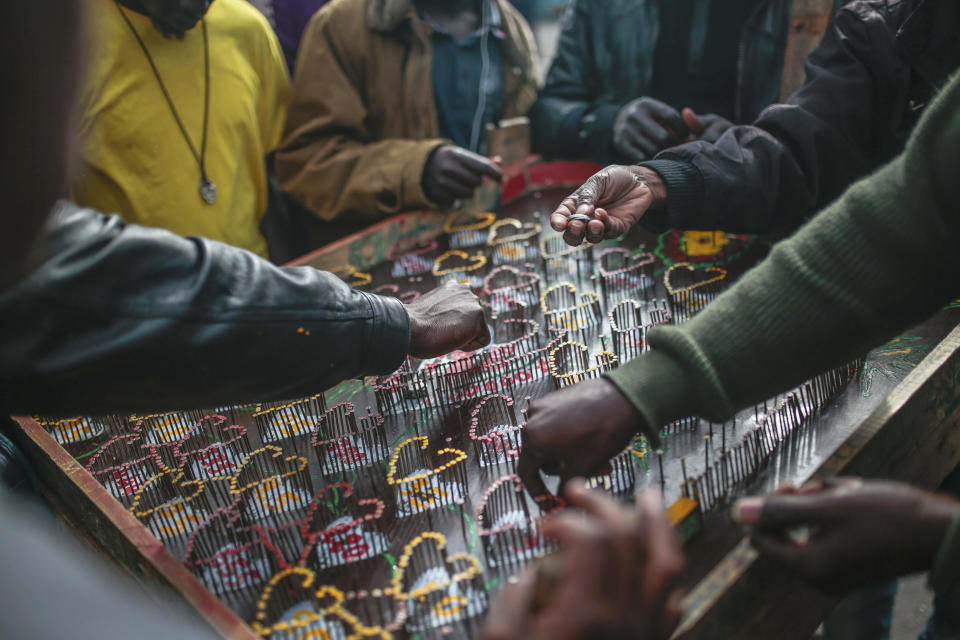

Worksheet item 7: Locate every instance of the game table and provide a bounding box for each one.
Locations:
[8,158,960,639]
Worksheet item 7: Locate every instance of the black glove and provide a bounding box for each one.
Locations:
[612,97,688,162]
[422,145,502,208]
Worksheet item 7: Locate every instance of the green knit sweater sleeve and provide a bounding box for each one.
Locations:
[606,71,960,439]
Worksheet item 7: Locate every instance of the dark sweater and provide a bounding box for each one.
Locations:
[608,67,960,593]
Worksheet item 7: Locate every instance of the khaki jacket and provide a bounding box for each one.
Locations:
[275,0,539,223]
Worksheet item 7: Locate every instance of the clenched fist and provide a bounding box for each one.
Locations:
[405,281,491,359]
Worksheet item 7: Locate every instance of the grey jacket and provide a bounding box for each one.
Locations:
[0,201,409,417]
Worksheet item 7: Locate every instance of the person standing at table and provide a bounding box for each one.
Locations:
[71,0,290,258]
[275,0,538,241]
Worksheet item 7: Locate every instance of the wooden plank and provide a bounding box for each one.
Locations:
[675,325,960,640]
[7,416,258,640]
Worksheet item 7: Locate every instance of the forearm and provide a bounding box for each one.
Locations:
[275,136,444,220]
[607,72,960,435]
[0,204,410,416]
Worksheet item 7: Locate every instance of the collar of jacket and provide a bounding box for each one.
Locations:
[366,0,535,81]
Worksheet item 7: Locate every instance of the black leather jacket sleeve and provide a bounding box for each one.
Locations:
[0,202,410,416]
[639,3,912,234]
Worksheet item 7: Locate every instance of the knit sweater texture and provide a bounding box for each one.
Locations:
[606,70,960,593]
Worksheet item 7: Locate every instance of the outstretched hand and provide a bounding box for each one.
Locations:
[483,483,684,640]
[405,281,491,359]
[549,165,666,247]
[734,479,960,593]
[517,378,645,497]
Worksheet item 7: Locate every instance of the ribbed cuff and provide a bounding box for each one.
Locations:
[638,158,704,232]
[359,292,411,375]
[931,512,960,595]
[604,349,692,449]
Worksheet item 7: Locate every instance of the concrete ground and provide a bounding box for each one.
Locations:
[893,574,934,639]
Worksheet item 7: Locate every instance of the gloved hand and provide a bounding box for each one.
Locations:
[612,97,688,161]
[682,108,734,143]
[422,145,502,208]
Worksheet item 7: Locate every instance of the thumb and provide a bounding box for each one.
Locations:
[682,108,703,134]
[733,494,836,530]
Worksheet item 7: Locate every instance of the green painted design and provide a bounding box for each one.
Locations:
[445,504,478,554]
[652,230,759,275]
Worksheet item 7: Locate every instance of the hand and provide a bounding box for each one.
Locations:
[405,281,491,359]
[549,165,666,247]
[518,378,645,497]
[483,483,684,640]
[682,108,733,144]
[612,97,688,161]
[733,479,960,593]
[422,145,502,208]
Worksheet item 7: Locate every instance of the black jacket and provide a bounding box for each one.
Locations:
[529,0,806,166]
[640,0,960,233]
[0,202,409,417]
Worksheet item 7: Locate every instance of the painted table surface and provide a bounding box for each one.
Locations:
[14,161,960,640]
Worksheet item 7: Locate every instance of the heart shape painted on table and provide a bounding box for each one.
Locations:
[85,432,150,475]
[386,436,467,486]
[331,265,372,288]
[486,218,542,246]
[596,247,656,277]
[228,445,309,496]
[386,237,439,261]
[607,299,644,332]
[298,483,385,541]
[444,210,496,233]
[663,262,727,295]
[173,414,246,466]
[540,282,599,315]
[540,237,592,259]
[483,265,539,295]
[391,531,483,600]
[130,468,206,518]
[251,568,320,636]
[431,250,487,277]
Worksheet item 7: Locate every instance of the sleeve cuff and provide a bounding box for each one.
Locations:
[931,511,960,595]
[637,158,705,232]
[604,349,693,449]
[359,292,410,375]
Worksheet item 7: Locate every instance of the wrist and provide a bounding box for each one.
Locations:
[630,166,667,209]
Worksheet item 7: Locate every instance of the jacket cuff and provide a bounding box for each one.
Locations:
[931,511,960,595]
[604,349,692,449]
[359,292,410,375]
[404,140,448,212]
[638,159,705,232]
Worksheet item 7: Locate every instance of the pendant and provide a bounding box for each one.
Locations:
[200,177,218,205]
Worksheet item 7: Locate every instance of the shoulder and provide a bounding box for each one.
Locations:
[208,0,286,65]
[300,0,370,53]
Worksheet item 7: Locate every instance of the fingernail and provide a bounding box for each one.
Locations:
[566,478,587,493]
[732,497,763,524]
